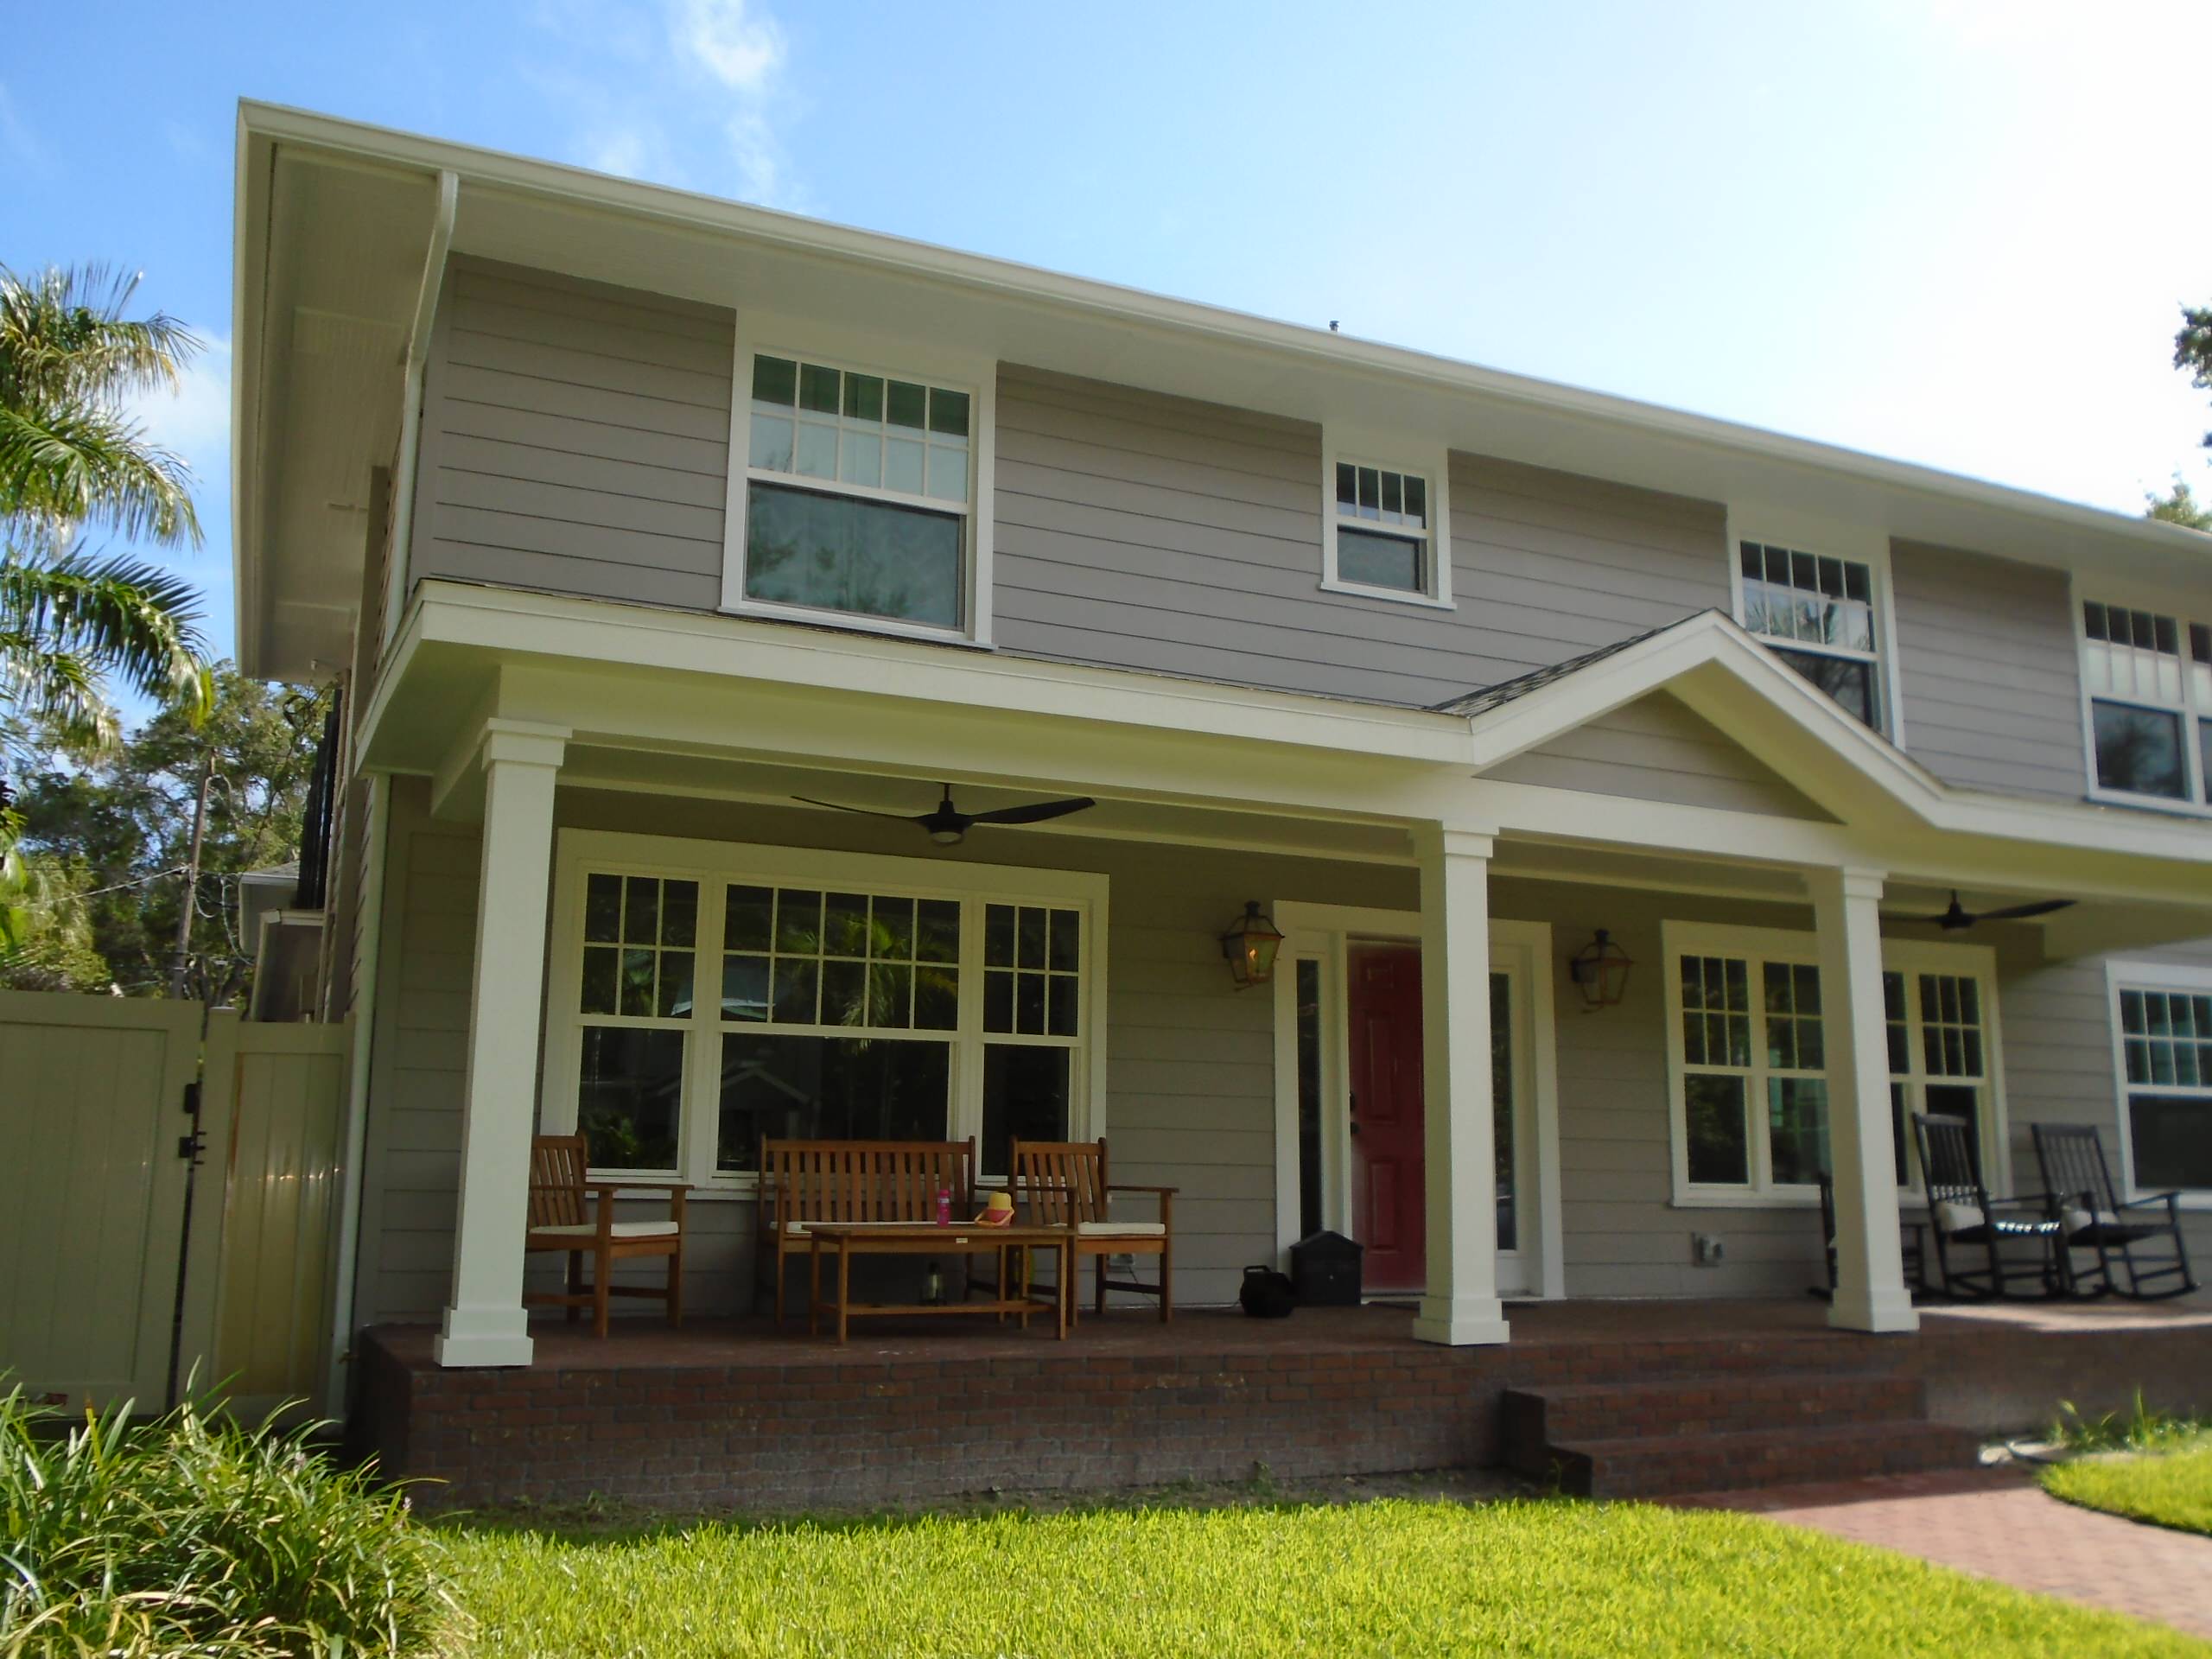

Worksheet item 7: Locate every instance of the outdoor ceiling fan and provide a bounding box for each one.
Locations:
[1902,890,2076,931]
[792,783,1096,845]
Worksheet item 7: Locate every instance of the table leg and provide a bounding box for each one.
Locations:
[808,1235,823,1338]
[836,1239,852,1345]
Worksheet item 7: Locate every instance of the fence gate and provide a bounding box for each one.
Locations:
[0,995,353,1417]
[0,991,210,1411]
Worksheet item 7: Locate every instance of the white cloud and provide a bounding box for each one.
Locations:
[675,0,784,92]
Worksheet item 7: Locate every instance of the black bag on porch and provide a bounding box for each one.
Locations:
[1239,1264,1296,1319]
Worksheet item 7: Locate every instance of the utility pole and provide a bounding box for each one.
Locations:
[168,755,213,1000]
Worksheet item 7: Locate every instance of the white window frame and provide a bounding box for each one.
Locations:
[2102,957,2212,1208]
[1662,920,2005,1208]
[543,829,1106,1196]
[1319,426,1453,609]
[721,311,998,647]
[1724,505,1904,743]
[2070,575,2212,817]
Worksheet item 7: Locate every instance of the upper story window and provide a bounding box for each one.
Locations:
[2079,598,2212,806]
[1319,430,1452,607]
[1737,539,1885,729]
[727,331,996,643]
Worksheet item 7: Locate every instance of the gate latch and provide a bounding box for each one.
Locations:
[176,1128,207,1166]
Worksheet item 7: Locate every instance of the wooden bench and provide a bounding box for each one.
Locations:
[754,1137,978,1329]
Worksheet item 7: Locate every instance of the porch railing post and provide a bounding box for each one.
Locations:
[1410,823,1511,1346]
[1809,866,1920,1334]
[435,721,569,1368]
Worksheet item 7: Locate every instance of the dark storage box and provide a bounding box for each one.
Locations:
[1290,1230,1363,1306]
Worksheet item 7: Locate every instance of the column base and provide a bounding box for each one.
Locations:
[434,1304,535,1368]
[1411,1294,1512,1346]
[1827,1284,1920,1334]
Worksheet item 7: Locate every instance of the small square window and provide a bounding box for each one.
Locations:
[1325,450,1441,601]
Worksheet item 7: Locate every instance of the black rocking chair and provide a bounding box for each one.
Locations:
[2031,1122,2200,1301]
[1808,1173,1928,1300]
[1910,1112,2062,1300]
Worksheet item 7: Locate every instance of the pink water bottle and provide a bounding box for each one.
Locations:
[936,1187,951,1226]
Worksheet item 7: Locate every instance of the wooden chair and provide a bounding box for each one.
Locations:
[523,1135,689,1338]
[1808,1173,1927,1301]
[753,1138,977,1330]
[2031,1122,2200,1300]
[1910,1113,2060,1300]
[1012,1138,1175,1325]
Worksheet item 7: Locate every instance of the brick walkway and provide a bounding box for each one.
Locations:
[1675,1467,2212,1641]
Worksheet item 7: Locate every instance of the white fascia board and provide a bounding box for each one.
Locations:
[235,102,2212,581]
[404,580,1475,766]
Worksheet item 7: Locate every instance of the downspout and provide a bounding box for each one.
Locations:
[378,168,459,655]
[323,777,389,1415]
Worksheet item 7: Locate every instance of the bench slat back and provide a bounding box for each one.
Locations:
[530,1135,589,1229]
[1013,1139,1110,1227]
[760,1138,976,1224]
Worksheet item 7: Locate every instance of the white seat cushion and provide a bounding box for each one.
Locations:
[531,1221,679,1240]
[1077,1220,1166,1237]
[1934,1199,1985,1236]
[2062,1205,2121,1236]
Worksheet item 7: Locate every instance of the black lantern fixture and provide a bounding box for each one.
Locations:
[1569,929,1633,1010]
[1219,900,1285,991]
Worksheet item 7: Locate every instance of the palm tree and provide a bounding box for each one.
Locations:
[1,264,215,944]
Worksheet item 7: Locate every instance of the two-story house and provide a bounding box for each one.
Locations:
[232,103,2210,1396]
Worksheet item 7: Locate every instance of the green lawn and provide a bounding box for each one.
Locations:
[2044,1433,2212,1538]
[437,1497,2210,1658]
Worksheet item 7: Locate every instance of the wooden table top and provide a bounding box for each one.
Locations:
[804,1221,1067,1245]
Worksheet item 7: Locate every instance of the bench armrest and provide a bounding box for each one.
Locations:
[1108,1183,1179,1196]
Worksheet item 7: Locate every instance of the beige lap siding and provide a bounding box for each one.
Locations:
[1890,539,2088,803]
[406,257,734,610]
[1486,693,1832,821]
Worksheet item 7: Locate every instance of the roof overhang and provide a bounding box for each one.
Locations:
[235,101,2212,683]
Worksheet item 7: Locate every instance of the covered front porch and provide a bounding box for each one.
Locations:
[348,583,2212,1399]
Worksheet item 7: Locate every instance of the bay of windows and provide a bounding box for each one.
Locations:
[2080,600,2212,804]
[1667,925,1997,1202]
[741,352,973,631]
[551,836,1101,1187]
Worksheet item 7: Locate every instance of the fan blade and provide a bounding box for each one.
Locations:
[1972,898,2076,924]
[966,796,1097,827]
[791,795,930,823]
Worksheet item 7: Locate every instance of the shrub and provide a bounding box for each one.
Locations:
[0,1385,454,1657]
[2049,1389,2206,1454]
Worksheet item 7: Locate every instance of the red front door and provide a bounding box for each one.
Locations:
[1348,944,1425,1294]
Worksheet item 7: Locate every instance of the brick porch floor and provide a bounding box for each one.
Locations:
[357,1294,2212,1510]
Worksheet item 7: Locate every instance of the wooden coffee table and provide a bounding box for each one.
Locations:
[805,1222,1073,1344]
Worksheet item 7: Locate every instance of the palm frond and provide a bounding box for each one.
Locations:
[0,547,211,722]
[0,629,122,751]
[0,264,200,409]
[0,401,200,547]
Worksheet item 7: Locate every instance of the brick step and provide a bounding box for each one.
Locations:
[1511,1338,1912,1385]
[1501,1370,1926,1446]
[1544,1421,1981,1500]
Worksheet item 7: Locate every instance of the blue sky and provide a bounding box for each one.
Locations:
[4,0,2207,713]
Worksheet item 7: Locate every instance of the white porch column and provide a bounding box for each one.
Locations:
[435,721,569,1368]
[1411,824,1512,1346]
[1808,867,1920,1335]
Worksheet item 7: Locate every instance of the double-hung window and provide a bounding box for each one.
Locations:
[732,340,992,639]
[2079,599,2212,805]
[548,832,1106,1187]
[1665,923,2000,1203]
[1736,539,1886,729]
[2106,964,2212,1198]
[1319,431,1452,606]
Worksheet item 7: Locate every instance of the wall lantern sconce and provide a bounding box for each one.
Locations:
[1569,929,1634,1010]
[1219,900,1285,991]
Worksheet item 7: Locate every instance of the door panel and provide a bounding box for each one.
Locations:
[1348,944,1425,1292]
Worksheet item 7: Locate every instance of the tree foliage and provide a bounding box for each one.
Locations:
[2146,479,2212,531]
[2179,303,2212,451]
[4,669,327,1001]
